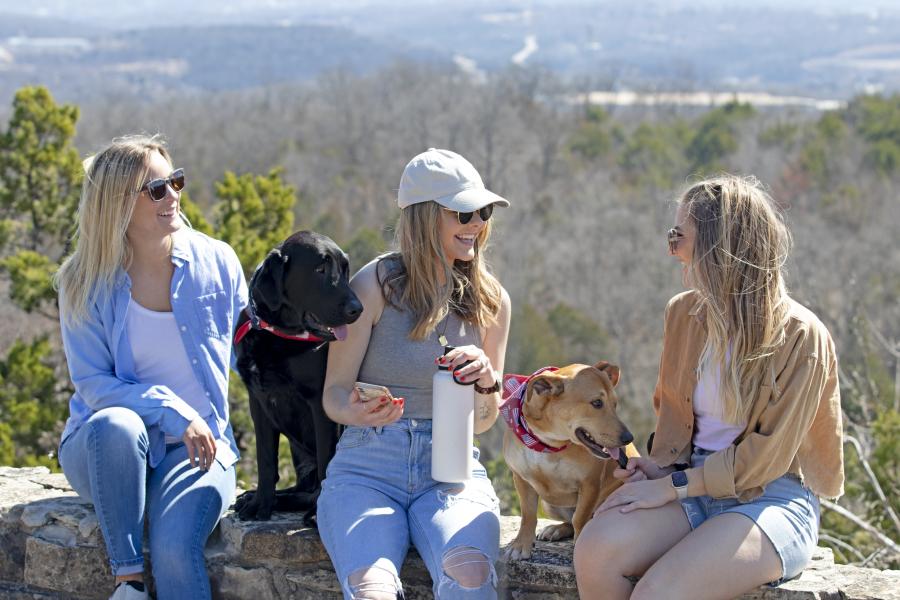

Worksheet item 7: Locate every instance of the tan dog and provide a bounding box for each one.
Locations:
[503,361,638,560]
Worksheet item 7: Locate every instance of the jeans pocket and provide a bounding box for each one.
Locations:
[337,426,371,450]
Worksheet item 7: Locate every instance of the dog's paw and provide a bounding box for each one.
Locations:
[504,538,535,561]
[234,490,274,521]
[233,490,254,512]
[301,508,318,529]
[537,522,574,542]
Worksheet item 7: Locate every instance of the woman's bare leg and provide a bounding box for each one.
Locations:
[632,513,782,600]
[574,501,691,600]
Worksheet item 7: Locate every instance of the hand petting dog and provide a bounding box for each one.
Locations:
[596,457,679,515]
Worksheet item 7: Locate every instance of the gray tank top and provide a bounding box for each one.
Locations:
[357,302,480,419]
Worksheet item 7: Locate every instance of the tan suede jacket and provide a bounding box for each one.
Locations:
[649,290,844,501]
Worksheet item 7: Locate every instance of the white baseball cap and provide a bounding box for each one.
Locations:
[397,148,510,211]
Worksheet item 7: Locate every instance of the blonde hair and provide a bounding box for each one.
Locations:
[681,175,791,424]
[379,201,503,340]
[54,135,173,326]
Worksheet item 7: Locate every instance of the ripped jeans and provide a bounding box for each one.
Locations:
[318,418,501,599]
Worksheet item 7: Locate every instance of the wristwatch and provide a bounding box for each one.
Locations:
[670,470,689,500]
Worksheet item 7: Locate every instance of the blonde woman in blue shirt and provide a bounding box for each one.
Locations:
[54,136,247,600]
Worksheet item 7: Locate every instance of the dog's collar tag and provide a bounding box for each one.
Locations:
[500,367,569,453]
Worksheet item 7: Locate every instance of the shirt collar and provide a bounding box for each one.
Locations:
[170,229,191,265]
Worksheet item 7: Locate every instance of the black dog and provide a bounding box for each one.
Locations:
[233,231,362,522]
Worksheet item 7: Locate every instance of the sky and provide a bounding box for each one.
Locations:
[0,0,897,21]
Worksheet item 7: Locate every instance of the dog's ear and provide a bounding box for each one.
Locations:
[593,361,621,387]
[253,249,288,312]
[524,374,565,420]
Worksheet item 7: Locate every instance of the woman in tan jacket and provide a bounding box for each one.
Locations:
[574,176,844,600]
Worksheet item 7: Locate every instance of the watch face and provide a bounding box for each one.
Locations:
[671,470,688,487]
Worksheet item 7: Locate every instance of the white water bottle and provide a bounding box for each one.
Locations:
[432,346,474,482]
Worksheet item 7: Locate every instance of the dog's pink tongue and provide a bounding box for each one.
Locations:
[332,325,348,341]
[605,447,621,462]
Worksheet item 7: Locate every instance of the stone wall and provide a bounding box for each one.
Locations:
[2,467,898,599]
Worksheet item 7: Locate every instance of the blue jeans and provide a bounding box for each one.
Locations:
[58,407,235,599]
[318,418,501,599]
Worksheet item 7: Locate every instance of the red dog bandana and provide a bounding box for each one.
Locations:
[500,367,567,453]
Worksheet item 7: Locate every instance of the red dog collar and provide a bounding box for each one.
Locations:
[500,367,567,453]
[233,313,324,346]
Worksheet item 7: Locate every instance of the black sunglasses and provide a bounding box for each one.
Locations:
[141,168,185,202]
[444,203,494,225]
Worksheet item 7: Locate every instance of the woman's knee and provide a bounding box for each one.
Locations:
[574,513,629,572]
[440,546,495,590]
[347,566,402,600]
[87,407,148,452]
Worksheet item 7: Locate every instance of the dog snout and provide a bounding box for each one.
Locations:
[620,429,634,445]
[343,298,363,322]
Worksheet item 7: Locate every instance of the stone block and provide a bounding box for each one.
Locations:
[218,513,329,566]
[23,536,111,599]
[210,563,279,600]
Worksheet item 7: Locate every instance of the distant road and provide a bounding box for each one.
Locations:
[512,35,538,65]
[575,90,845,111]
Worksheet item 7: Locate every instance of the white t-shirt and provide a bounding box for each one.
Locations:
[126,300,212,443]
[692,350,745,452]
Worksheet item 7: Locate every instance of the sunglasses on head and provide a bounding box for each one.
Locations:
[141,168,185,202]
[444,203,494,225]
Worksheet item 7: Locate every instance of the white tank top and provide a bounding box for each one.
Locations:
[692,350,745,452]
[126,300,212,443]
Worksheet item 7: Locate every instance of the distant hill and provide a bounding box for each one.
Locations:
[0,13,105,38]
[0,21,447,102]
[2,1,900,104]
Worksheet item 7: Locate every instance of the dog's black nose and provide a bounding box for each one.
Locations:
[344,299,363,321]
[620,430,634,445]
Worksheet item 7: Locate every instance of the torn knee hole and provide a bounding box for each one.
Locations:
[442,546,491,589]
[347,566,401,600]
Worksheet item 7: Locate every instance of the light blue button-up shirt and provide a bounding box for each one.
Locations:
[59,229,248,469]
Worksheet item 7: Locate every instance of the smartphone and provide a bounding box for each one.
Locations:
[354,382,391,402]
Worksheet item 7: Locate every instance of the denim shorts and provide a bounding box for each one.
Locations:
[317,418,501,599]
[679,448,820,585]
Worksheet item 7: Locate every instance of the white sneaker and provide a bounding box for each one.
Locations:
[109,581,149,600]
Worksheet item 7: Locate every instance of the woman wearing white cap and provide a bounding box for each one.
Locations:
[318,148,512,599]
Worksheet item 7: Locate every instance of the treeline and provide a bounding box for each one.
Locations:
[0,63,897,567]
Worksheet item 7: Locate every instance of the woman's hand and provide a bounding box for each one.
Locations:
[438,344,497,389]
[594,478,677,516]
[183,417,217,471]
[344,387,405,427]
[613,456,671,483]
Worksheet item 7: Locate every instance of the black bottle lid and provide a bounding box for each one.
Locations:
[439,344,476,385]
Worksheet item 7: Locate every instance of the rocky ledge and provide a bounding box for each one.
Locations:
[1,467,898,599]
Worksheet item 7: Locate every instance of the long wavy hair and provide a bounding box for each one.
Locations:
[681,175,792,424]
[379,200,503,340]
[54,135,173,326]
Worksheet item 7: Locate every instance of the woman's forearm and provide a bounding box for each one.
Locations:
[474,390,500,434]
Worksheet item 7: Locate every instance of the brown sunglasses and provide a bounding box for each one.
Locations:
[141,168,185,202]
